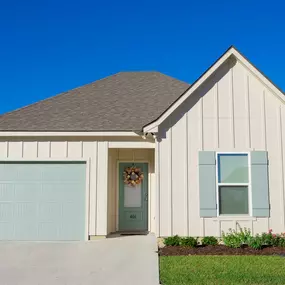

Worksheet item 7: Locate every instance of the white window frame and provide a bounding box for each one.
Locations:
[216,152,252,217]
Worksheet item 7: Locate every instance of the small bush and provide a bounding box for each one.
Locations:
[180,237,198,247]
[222,227,252,248]
[222,232,242,248]
[222,229,243,248]
[261,232,274,246]
[164,235,181,246]
[272,235,281,247]
[278,237,285,247]
[202,236,218,246]
[236,227,252,244]
[260,229,283,247]
[248,235,263,250]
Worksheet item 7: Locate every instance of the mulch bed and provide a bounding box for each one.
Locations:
[159,245,285,256]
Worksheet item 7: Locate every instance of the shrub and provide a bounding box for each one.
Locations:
[222,231,242,248]
[261,231,274,246]
[272,235,281,247]
[260,229,282,247]
[222,228,251,248]
[278,237,285,247]
[235,226,252,244]
[201,236,218,246]
[164,235,181,246]
[248,235,263,250]
[180,237,198,247]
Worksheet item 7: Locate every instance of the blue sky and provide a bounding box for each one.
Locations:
[0,0,284,114]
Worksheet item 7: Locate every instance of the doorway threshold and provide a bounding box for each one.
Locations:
[107,231,149,238]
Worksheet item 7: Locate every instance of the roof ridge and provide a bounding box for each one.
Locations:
[0,72,120,117]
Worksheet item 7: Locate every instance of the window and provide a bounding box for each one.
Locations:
[217,153,250,215]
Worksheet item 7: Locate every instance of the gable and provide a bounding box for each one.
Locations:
[143,46,285,133]
[155,49,285,236]
[156,53,285,151]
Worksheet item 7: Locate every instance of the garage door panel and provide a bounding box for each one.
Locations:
[14,184,40,201]
[0,203,13,221]
[59,224,83,240]
[40,184,62,201]
[0,162,86,241]
[0,222,14,239]
[15,164,42,181]
[40,183,84,201]
[14,222,38,240]
[0,164,42,182]
[0,184,15,200]
[0,164,19,181]
[38,202,62,221]
[42,163,86,182]
[0,202,38,221]
[14,202,38,219]
[62,202,84,221]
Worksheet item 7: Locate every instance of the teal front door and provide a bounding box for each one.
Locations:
[119,163,148,231]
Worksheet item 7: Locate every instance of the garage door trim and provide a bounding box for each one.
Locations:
[0,158,90,241]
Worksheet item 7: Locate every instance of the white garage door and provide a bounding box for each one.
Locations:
[0,162,86,241]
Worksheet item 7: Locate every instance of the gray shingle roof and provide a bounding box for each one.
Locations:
[0,72,190,131]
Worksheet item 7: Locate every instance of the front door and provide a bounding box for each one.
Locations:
[119,162,148,231]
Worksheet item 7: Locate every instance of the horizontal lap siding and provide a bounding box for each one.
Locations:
[158,59,285,236]
[0,140,109,236]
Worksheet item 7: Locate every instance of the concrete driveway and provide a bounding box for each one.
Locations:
[0,234,159,285]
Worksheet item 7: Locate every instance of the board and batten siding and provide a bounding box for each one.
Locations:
[0,140,108,236]
[157,58,285,237]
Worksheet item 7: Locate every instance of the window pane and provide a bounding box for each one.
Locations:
[219,186,249,215]
[218,154,248,183]
[124,184,142,208]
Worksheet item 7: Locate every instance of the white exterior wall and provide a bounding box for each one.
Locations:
[157,58,285,237]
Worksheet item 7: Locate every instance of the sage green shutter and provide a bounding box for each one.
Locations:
[251,151,270,217]
[199,151,217,217]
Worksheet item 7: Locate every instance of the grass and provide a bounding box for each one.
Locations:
[160,256,285,285]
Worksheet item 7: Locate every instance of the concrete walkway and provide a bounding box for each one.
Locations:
[0,234,159,285]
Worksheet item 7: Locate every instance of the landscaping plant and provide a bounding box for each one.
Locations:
[163,229,285,251]
[248,235,263,250]
[222,227,252,248]
[180,236,198,247]
[164,235,181,246]
[261,229,275,246]
[236,226,252,244]
[278,235,285,247]
[201,236,218,246]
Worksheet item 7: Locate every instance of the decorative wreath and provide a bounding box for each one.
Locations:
[123,166,144,186]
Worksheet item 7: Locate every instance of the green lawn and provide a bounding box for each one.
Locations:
[160,256,285,285]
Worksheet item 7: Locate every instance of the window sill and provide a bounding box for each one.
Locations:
[211,216,257,221]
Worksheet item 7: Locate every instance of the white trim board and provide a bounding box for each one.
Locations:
[143,46,285,133]
[0,131,141,137]
[109,142,155,149]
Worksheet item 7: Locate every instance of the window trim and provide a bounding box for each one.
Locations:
[216,152,252,217]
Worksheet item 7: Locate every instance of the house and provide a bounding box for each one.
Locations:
[0,46,283,241]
